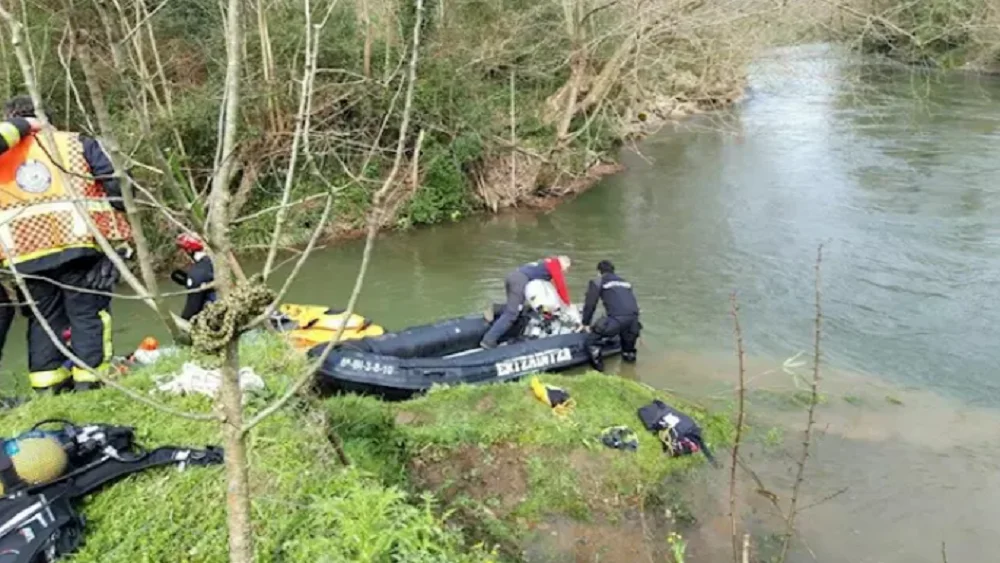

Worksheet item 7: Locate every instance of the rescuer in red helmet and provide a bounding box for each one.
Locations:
[170,233,216,321]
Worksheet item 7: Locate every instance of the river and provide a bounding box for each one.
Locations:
[4,42,1000,561]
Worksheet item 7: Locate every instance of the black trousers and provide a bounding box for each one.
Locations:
[24,257,110,376]
[587,315,641,354]
[0,285,14,367]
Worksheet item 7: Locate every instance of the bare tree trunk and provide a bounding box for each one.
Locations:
[208,0,251,554]
[75,41,184,341]
[361,0,372,79]
[262,0,317,280]
[0,4,160,312]
[219,339,253,563]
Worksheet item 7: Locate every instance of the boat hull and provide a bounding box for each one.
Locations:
[310,309,621,400]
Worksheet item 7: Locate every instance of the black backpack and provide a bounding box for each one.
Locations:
[0,420,223,563]
[637,400,717,466]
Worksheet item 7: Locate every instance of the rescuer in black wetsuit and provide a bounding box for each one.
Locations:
[580,260,641,372]
[171,234,216,321]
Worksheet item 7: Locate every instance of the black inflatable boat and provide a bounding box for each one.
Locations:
[308,305,621,400]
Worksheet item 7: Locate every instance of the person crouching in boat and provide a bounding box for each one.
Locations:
[171,234,216,321]
[580,260,641,372]
[480,256,572,349]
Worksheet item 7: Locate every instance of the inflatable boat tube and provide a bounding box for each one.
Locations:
[309,305,621,400]
[273,304,386,351]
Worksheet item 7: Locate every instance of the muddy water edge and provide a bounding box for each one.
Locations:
[4,42,1000,561]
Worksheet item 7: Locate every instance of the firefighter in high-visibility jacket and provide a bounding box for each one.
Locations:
[0,96,133,393]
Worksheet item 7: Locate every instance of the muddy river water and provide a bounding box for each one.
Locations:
[4,42,1000,561]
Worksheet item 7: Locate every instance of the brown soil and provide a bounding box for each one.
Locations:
[524,514,672,563]
[410,442,531,519]
[409,443,680,563]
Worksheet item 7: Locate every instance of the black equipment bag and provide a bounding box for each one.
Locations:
[637,399,717,466]
[0,420,223,563]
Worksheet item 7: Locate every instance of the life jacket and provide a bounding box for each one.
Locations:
[0,132,131,270]
[0,420,223,562]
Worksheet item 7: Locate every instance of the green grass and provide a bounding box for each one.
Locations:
[325,372,733,539]
[0,335,731,561]
[0,335,496,563]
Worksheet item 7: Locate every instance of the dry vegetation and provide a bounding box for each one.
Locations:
[0,0,781,265]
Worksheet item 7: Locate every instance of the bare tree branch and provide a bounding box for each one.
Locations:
[778,243,825,562]
[730,291,748,563]
[242,0,427,436]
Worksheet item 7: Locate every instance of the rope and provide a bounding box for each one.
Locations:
[189,273,275,367]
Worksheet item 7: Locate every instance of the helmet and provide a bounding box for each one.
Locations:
[61,327,71,342]
[176,233,205,253]
[139,336,159,351]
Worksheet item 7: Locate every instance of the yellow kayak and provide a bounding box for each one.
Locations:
[276,304,385,351]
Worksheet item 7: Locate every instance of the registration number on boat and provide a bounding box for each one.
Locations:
[338,357,395,375]
[494,347,572,377]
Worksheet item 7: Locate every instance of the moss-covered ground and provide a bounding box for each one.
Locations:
[0,336,732,562]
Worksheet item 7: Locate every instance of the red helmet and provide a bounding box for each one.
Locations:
[61,327,72,342]
[176,233,205,253]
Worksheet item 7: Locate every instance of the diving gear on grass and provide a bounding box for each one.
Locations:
[637,399,716,466]
[0,420,223,562]
[600,426,639,451]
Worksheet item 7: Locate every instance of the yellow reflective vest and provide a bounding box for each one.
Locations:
[0,131,131,270]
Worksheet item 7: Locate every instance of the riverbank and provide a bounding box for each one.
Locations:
[0,336,731,561]
[8,0,777,271]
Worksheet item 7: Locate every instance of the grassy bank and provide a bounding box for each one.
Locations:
[0,336,731,562]
[1,0,775,269]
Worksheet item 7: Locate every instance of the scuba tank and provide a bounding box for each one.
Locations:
[0,419,223,563]
[0,433,69,494]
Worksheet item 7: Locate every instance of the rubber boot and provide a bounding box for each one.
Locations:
[587,346,605,372]
[33,379,73,396]
[73,381,103,393]
[622,351,637,363]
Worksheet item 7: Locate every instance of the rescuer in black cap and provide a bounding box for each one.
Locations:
[580,260,641,371]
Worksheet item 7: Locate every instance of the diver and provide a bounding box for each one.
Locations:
[480,255,572,349]
[171,233,216,321]
[580,260,641,371]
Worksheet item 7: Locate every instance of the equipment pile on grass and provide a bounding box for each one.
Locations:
[0,337,495,563]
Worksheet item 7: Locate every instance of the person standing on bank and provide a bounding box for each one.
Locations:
[171,233,216,321]
[580,260,641,372]
[0,95,134,393]
[480,255,572,349]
